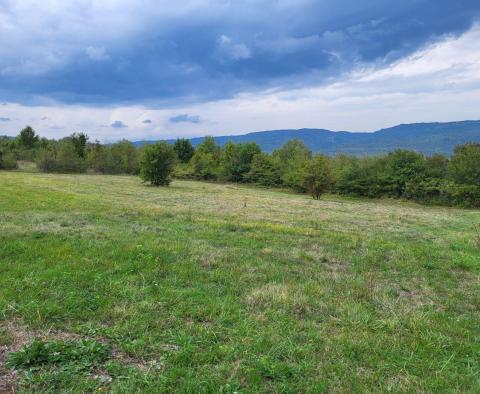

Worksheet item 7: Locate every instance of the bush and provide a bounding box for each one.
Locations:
[302,155,335,199]
[139,141,177,186]
[36,148,58,172]
[382,150,427,197]
[0,149,18,170]
[336,156,386,198]
[36,142,87,173]
[272,140,311,191]
[221,141,261,182]
[190,137,221,180]
[245,153,282,186]
[17,126,39,149]
[448,143,480,185]
[441,181,480,208]
[173,138,195,164]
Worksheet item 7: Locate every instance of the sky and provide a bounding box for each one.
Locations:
[1,0,480,142]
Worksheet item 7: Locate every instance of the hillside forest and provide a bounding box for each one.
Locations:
[1,126,480,208]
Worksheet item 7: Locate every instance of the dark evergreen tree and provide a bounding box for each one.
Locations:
[173,138,195,163]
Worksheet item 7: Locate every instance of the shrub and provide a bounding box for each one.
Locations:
[55,142,87,173]
[190,137,221,180]
[272,140,311,191]
[245,153,282,186]
[173,138,195,163]
[17,126,39,149]
[109,140,139,174]
[221,141,261,182]
[36,148,58,172]
[448,143,480,185]
[36,142,87,173]
[0,149,18,170]
[382,150,427,197]
[302,155,335,199]
[336,156,386,198]
[70,133,89,159]
[139,141,177,186]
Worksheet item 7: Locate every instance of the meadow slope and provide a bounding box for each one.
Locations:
[1,171,480,392]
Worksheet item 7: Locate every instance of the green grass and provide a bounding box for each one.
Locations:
[1,170,480,393]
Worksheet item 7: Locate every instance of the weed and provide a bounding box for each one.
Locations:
[474,224,480,250]
[7,339,110,372]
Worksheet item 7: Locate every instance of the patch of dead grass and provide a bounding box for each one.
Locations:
[247,283,312,316]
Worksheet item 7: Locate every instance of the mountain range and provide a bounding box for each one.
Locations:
[134,120,480,156]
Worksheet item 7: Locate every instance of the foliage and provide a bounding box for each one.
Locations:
[95,140,140,175]
[381,150,427,197]
[70,133,89,159]
[221,141,261,182]
[190,136,222,180]
[0,149,18,170]
[447,143,480,185]
[4,124,480,207]
[245,153,282,186]
[302,155,335,199]
[272,139,311,191]
[139,141,177,186]
[36,141,87,173]
[18,126,39,149]
[7,339,110,372]
[173,138,195,164]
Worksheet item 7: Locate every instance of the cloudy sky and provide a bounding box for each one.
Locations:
[1,0,480,141]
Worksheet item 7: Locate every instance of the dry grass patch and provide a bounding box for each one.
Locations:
[247,283,312,316]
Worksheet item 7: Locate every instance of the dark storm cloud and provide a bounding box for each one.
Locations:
[0,0,479,105]
[169,114,201,124]
[111,120,128,128]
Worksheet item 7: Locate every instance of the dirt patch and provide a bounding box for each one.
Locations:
[0,319,162,391]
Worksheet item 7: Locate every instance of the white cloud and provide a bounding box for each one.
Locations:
[217,35,252,61]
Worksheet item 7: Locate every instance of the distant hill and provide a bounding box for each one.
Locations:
[134,120,480,156]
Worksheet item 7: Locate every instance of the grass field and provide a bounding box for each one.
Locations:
[1,170,480,393]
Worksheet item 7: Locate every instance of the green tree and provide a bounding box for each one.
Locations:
[221,141,261,182]
[302,155,335,199]
[18,126,39,149]
[447,143,480,185]
[110,140,139,174]
[36,139,87,173]
[190,136,221,180]
[139,142,177,186]
[272,140,311,191]
[70,133,89,159]
[173,138,195,163]
[336,156,387,198]
[86,141,110,173]
[196,136,219,155]
[55,141,87,173]
[245,153,282,186]
[383,150,426,197]
[425,153,448,179]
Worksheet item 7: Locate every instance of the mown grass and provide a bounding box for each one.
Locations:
[1,170,479,393]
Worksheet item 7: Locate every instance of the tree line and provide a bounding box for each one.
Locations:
[1,126,480,207]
